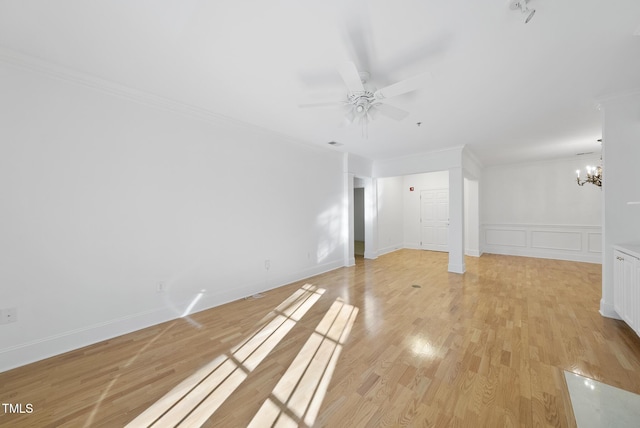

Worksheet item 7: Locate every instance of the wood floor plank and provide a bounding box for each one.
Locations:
[1,250,640,427]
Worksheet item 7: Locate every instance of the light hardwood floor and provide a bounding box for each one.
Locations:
[2,250,640,427]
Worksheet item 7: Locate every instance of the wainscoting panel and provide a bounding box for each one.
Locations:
[481,224,602,263]
[485,229,527,247]
[531,231,582,251]
[588,233,603,253]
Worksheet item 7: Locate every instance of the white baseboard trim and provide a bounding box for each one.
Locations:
[599,299,622,320]
[364,251,378,260]
[448,262,466,274]
[404,243,421,250]
[0,306,176,374]
[0,258,344,373]
[264,259,344,292]
[377,244,403,257]
[465,249,481,257]
[481,246,602,264]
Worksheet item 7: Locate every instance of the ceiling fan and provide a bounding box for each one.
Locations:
[300,61,432,134]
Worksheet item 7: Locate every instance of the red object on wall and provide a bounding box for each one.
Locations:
[409,187,414,191]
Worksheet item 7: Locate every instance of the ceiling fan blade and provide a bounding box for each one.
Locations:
[339,61,365,93]
[374,71,432,100]
[298,101,345,108]
[344,107,356,125]
[372,103,410,121]
[341,0,374,75]
[377,33,452,77]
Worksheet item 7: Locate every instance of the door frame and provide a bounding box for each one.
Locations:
[346,175,378,266]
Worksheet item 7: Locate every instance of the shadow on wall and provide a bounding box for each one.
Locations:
[316,204,343,263]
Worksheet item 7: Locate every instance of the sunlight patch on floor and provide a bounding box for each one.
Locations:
[125,284,325,427]
[249,298,358,427]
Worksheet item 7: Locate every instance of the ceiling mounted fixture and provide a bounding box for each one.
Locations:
[510,0,536,24]
[298,3,447,137]
[300,62,431,137]
[576,139,602,188]
[576,165,602,187]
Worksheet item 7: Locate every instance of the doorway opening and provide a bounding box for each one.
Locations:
[354,186,365,256]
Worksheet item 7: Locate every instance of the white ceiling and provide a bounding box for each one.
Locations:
[1,0,639,165]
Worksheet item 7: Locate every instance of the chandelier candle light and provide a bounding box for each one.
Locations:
[576,165,602,187]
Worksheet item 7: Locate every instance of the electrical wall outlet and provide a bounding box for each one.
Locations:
[264,259,271,270]
[156,282,166,294]
[0,308,17,324]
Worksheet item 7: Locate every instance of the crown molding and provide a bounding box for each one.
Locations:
[462,145,483,167]
[378,145,465,165]
[0,46,332,153]
[0,47,227,122]
[595,88,640,109]
[483,152,601,170]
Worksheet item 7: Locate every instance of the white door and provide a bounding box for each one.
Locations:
[420,189,449,252]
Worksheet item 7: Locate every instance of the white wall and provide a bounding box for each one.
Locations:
[481,156,602,263]
[373,147,462,178]
[600,91,640,318]
[402,171,449,249]
[464,178,480,256]
[376,177,404,255]
[463,147,481,257]
[348,154,373,177]
[0,63,345,371]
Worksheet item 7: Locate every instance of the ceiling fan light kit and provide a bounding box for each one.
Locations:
[510,0,536,24]
[303,60,429,136]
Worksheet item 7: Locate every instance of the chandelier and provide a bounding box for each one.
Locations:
[576,165,602,187]
[576,139,602,187]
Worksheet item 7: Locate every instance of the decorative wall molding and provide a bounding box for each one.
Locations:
[595,87,640,108]
[485,229,527,247]
[481,223,602,264]
[587,232,603,253]
[0,46,324,153]
[462,146,483,179]
[373,146,463,178]
[531,230,582,251]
